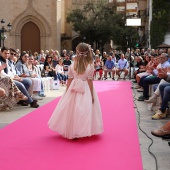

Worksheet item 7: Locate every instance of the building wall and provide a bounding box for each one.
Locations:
[0,0,152,53]
[0,0,62,53]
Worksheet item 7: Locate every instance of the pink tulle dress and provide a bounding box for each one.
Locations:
[48,63,103,139]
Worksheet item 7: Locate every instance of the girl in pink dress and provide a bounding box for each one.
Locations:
[48,43,103,139]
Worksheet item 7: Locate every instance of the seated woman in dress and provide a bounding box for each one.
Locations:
[15,52,43,100]
[27,55,46,97]
[55,59,67,85]
[0,64,27,110]
[93,55,103,80]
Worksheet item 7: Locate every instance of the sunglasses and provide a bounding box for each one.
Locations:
[11,53,16,56]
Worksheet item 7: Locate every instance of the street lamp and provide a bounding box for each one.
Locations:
[0,19,12,47]
[125,17,141,80]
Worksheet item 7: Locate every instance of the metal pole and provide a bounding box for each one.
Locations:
[126,35,132,80]
[129,44,131,80]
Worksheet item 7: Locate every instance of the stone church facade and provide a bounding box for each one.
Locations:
[1,0,110,54]
[0,0,73,53]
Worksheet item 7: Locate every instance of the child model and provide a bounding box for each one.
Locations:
[48,43,103,139]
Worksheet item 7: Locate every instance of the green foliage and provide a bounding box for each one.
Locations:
[66,0,139,50]
[150,0,170,48]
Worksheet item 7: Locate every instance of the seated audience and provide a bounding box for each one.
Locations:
[102,52,108,66]
[148,68,170,119]
[135,55,157,90]
[0,47,39,108]
[0,64,27,110]
[63,55,72,74]
[15,52,43,100]
[28,55,46,97]
[94,55,103,80]
[55,59,67,85]
[115,54,129,80]
[138,53,170,101]
[103,55,115,80]
[145,67,170,104]
[44,55,57,79]
[133,56,145,80]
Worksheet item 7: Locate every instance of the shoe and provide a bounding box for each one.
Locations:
[17,100,22,104]
[32,94,43,100]
[30,100,39,108]
[138,96,149,101]
[151,110,167,120]
[39,94,46,97]
[104,77,107,80]
[20,101,29,106]
[162,135,170,139]
[0,106,11,111]
[151,128,170,137]
[16,92,28,101]
[144,95,157,103]
[134,85,141,89]
[112,78,115,80]
[137,88,144,92]
[133,80,137,83]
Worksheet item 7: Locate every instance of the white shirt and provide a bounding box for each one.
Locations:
[0,60,16,78]
[55,64,64,74]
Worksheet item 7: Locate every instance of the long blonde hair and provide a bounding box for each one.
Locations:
[74,43,93,74]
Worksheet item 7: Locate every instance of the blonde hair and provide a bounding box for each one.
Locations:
[74,43,93,74]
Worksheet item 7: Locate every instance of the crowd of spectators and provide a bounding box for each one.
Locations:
[0,45,170,139]
[131,48,170,139]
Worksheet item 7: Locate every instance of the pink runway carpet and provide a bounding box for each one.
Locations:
[0,81,143,170]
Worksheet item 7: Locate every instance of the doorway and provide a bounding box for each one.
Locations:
[21,21,40,54]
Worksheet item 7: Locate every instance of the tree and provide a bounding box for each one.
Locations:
[66,0,139,50]
[150,0,170,48]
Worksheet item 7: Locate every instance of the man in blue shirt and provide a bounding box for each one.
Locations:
[103,56,115,80]
[115,54,129,80]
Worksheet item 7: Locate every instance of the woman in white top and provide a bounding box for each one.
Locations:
[55,59,67,85]
[15,52,43,100]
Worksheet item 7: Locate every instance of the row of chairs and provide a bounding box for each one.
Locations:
[94,67,135,80]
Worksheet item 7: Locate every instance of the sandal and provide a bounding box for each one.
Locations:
[15,92,28,101]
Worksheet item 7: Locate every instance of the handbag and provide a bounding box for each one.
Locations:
[48,70,56,77]
[52,79,60,90]
[41,69,46,77]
